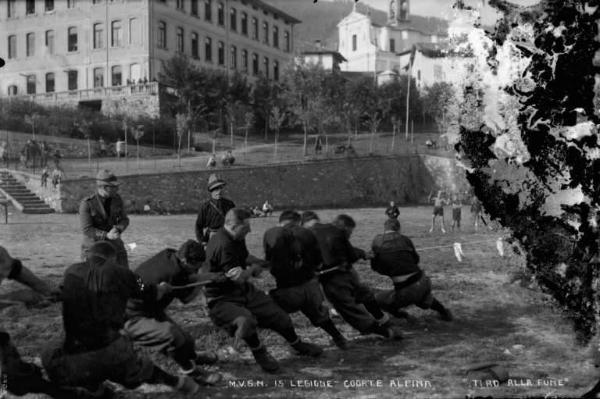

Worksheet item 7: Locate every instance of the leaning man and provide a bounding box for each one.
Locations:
[79,169,130,267]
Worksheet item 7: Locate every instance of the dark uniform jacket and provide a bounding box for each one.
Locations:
[263,225,322,289]
[309,223,359,273]
[61,261,155,352]
[370,232,421,277]
[385,206,400,219]
[195,198,235,243]
[126,249,196,319]
[79,193,129,256]
[204,227,248,299]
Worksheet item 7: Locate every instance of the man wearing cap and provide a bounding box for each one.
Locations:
[370,218,452,321]
[79,169,130,267]
[0,246,68,398]
[205,208,323,373]
[43,241,203,396]
[302,211,403,340]
[264,210,349,349]
[195,174,235,245]
[124,240,221,385]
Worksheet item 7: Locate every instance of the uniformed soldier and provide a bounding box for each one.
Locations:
[264,210,349,349]
[205,208,323,373]
[385,201,400,219]
[79,169,130,267]
[370,218,452,321]
[195,174,235,245]
[124,240,221,385]
[0,246,67,398]
[42,241,203,396]
[302,211,402,339]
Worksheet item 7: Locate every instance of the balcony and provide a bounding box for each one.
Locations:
[10,82,159,105]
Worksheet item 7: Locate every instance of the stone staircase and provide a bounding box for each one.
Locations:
[0,170,54,214]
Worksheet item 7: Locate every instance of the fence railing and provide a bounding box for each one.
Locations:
[9,82,159,104]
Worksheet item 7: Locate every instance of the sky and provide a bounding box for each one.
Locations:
[355,0,542,25]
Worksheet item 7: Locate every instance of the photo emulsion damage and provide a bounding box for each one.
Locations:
[0,0,599,398]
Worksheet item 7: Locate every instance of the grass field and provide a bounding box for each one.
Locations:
[1,206,597,398]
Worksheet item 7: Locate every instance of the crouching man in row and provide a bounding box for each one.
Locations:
[42,241,206,397]
[205,208,323,373]
[124,239,221,385]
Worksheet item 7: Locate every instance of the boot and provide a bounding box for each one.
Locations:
[332,335,349,350]
[291,340,323,357]
[195,350,219,365]
[251,346,279,373]
[175,376,200,394]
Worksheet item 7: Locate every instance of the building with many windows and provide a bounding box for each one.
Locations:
[0,0,299,117]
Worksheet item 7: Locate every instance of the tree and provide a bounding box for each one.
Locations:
[252,76,281,141]
[132,124,145,168]
[456,0,600,344]
[243,111,254,158]
[75,120,92,171]
[24,113,40,139]
[269,106,286,161]
[175,113,189,167]
[422,82,457,139]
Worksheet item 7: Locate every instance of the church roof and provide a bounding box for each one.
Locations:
[354,3,448,36]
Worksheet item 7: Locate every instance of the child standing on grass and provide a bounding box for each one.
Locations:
[428,190,447,234]
[451,194,462,231]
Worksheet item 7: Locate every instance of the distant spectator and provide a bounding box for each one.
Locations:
[451,195,462,232]
[138,78,143,85]
[143,77,148,84]
[207,153,217,168]
[41,167,49,188]
[385,201,399,219]
[98,137,107,157]
[39,141,48,167]
[221,150,235,166]
[0,141,8,168]
[251,206,264,218]
[116,140,126,158]
[143,200,152,214]
[262,200,274,217]
[314,135,323,155]
[51,167,64,189]
[156,200,169,215]
[52,149,61,168]
[347,143,357,156]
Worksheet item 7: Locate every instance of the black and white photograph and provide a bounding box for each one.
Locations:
[1,0,599,397]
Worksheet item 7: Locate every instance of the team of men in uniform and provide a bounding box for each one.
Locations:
[0,171,453,397]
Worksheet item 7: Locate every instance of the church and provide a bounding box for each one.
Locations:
[336,0,448,73]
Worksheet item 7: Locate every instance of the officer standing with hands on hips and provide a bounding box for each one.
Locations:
[79,169,130,267]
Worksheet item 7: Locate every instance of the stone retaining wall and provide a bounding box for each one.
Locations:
[53,154,468,214]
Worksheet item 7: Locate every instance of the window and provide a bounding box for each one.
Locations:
[68,27,78,52]
[111,20,122,47]
[176,0,184,10]
[262,22,269,44]
[26,0,35,14]
[93,23,104,49]
[130,63,141,82]
[352,34,357,51]
[45,0,54,11]
[218,41,224,65]
[390,39,395,52]
[8,35,16,59]
[230,8,237,31]
[92,0,103,3]
[191,0,199,16]
[241,12,248,35]
[45,73,55,93]
[157,21,166,49]
[7,0,15,18]
[176,28,184,53]
[273,26,279,48]
[191,32,199,58]
[205,0,212,21]
[129,18,141,45]
[68,70,78,90]
[26,75,36,94]
[94,68,104,87]
[401,30,408,40]
[8,85,18,96]
[45,30,54,54]
[111,66,122,86]
[205,37,212,61]
[263,56,269,78]
[67,0,75,8]
[252,17,258,40]
[252,53,258,75]
[26,33,35,57]
[242,49,248,72]
[217,2,224,26]
[274,60,279,81]
[230,45,237,69]
[284,31,290,52]
[434,64,443,81]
